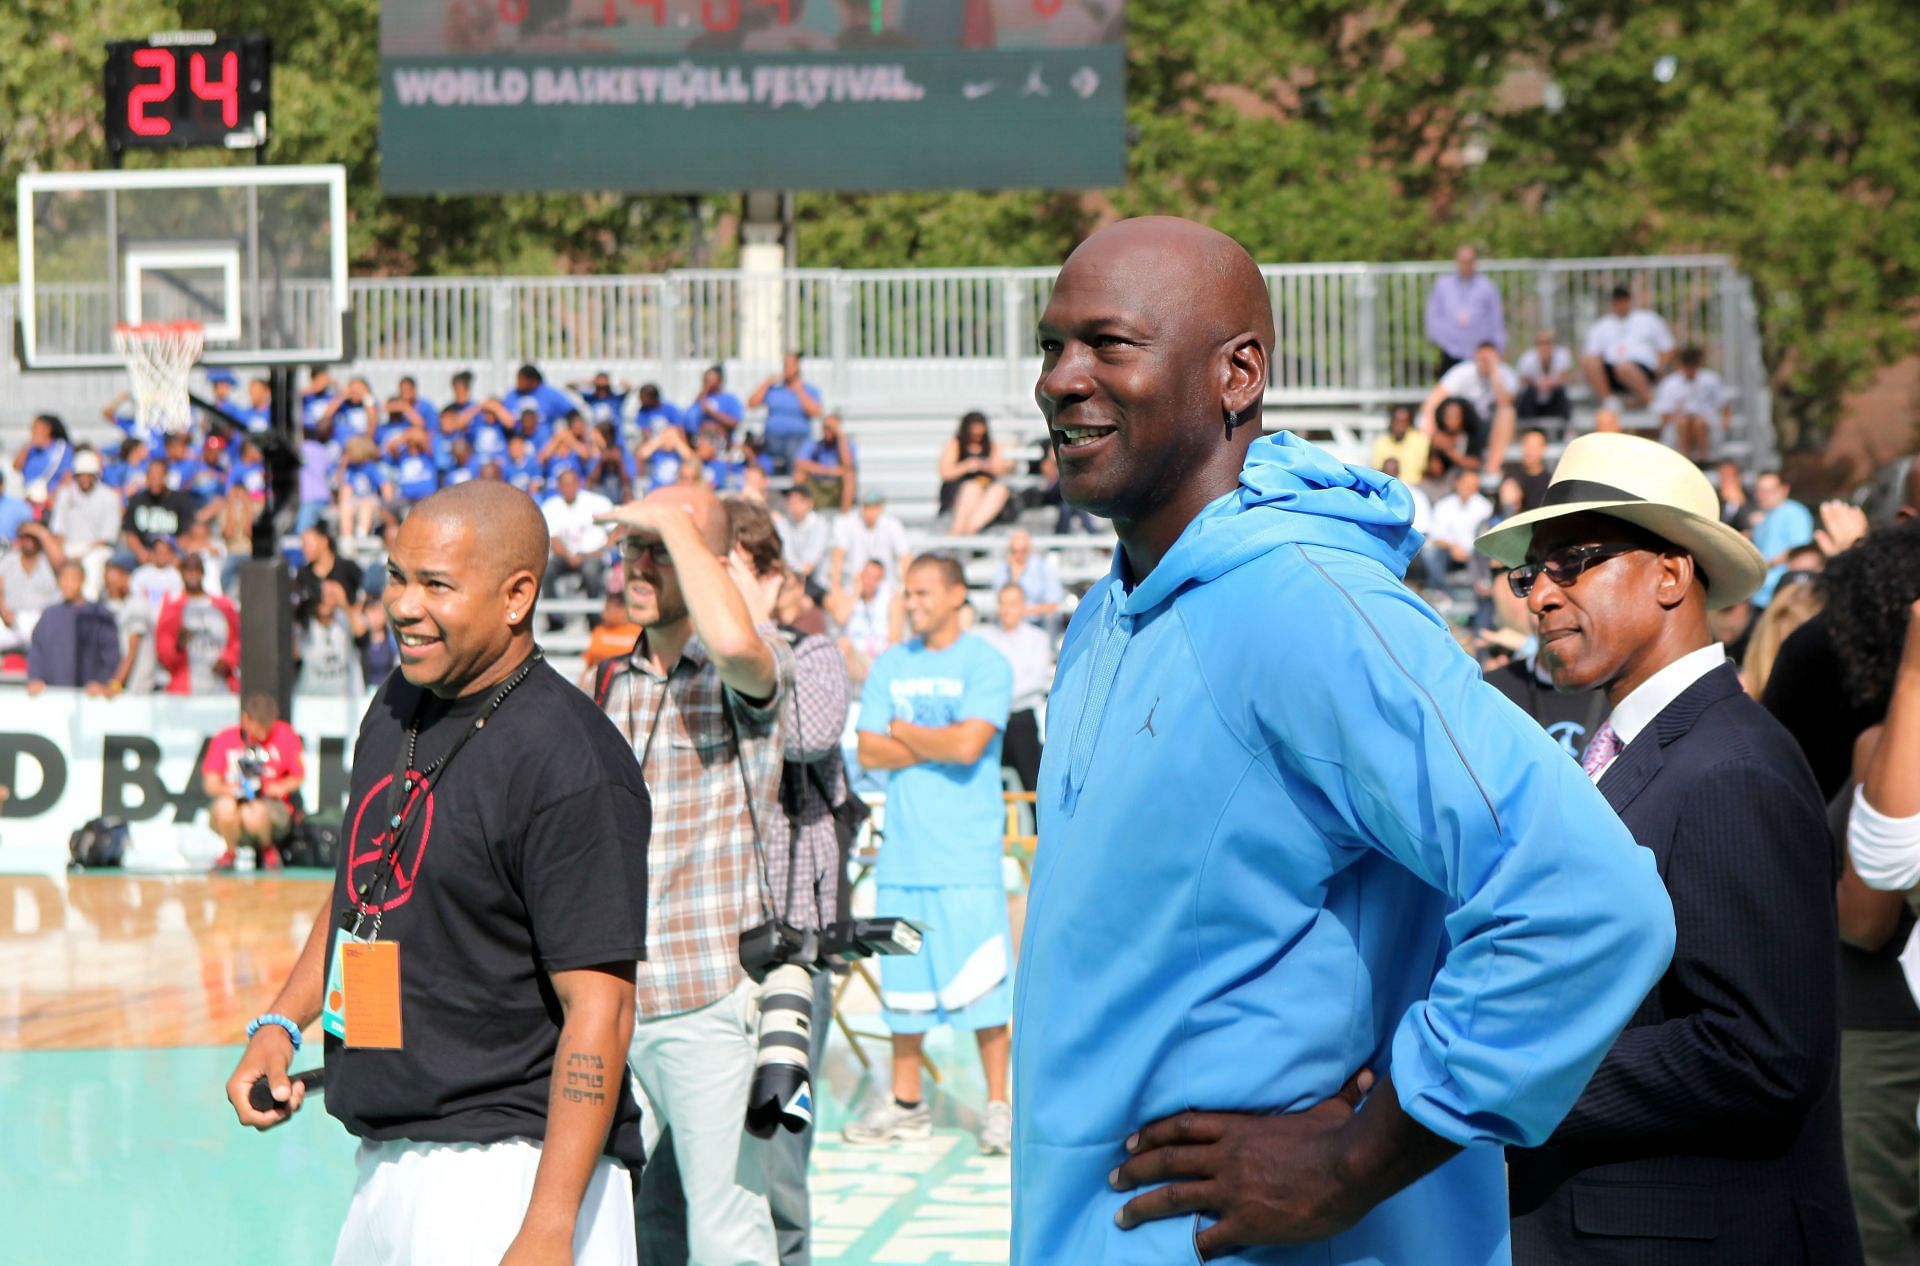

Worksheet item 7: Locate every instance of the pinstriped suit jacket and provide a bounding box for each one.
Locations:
[1508,663,1862,1264]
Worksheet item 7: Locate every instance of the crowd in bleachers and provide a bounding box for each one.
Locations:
[0,352,1098,715]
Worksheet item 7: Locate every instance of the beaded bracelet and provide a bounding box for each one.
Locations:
[246,1013,303,1052]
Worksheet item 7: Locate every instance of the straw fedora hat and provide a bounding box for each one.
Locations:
[1476,433,1766,610]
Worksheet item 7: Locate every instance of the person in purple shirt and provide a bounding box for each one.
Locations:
[1424,245,1507,375]
[297,429,338,533]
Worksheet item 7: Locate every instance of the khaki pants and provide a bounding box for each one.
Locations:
[1841,1028,1920,1266]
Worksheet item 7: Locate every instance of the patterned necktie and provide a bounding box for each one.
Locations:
[1581,721,1623,779]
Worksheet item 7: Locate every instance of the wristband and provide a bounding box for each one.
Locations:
[247,1013,303,1052]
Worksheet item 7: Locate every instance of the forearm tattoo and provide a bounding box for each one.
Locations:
[561,1051,607,1105]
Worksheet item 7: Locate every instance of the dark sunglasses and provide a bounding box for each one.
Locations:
[1507,542,1642,598]
[620,539,674,567]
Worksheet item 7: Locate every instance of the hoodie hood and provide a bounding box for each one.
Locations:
[1120,431,1421,614]
[1060,433,1421,816]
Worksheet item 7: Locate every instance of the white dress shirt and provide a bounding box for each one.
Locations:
[1651,369,1729,420]
[1587,642,1727,781]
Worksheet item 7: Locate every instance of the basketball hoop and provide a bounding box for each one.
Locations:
[113,321,205,435]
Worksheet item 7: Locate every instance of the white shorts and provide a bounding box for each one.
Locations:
[331,1137,636,1266]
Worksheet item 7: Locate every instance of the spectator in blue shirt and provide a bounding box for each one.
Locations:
[105,437,149,499]
[0,489,35,544]
[694,430,745,492]
[103,391,154,450]
[636,424,691,492]
[204,368,241,425]
[388,432,442,508]
[228,440,268,501]
[320,377,377,441]
[392,375,440,434]
[632,383,680,441]
[499,363,575,428]
[570,371,629,430]
[162,431,203,496]
[441,437,479,487]
[687,365,745,439]
[15,413,75,508]
[188,435,231,504]
[300,366,337,433]
[236,378,273,433]
[336,436,389,541]
[748,352,824,472]
[1750,470,1818,610]
[512,405,552,454]
[501,434,545,497]
[792,412,858,512]
[584,421,631,503]
[465,400,515,465]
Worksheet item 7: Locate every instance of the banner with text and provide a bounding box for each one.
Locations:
[379,0,1125,193]
[0,691,365,871]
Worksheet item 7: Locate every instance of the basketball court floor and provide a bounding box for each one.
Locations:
[0,871,1011,1265]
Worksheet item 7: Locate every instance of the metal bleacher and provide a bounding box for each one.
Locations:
[1,252,1775,674]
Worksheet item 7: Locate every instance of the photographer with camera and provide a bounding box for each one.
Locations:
[202,693,304,871]
[593,485,793,1266]
[720,493,859,1266]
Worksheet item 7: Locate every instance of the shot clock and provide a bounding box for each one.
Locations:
[104,34,272,156]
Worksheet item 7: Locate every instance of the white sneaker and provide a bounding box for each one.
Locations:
[979,1100,1012,1155]
[843,1097,933,1145]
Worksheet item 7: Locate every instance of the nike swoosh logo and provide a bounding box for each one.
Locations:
[962,81,996,99]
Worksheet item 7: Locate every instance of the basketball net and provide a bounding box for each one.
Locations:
[113,321,205,436]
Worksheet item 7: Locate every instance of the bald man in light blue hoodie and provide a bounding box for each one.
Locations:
[1012,218,1677,1265]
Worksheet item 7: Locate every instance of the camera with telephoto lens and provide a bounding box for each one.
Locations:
[738,916,923,1139]
[235,746,272,803]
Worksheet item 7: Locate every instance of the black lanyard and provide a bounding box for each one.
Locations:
[347,649,543,938]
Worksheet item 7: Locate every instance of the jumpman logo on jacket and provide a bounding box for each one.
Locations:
[1138,699,1159,738]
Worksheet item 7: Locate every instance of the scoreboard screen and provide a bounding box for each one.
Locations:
[378,0,1125,193]
[105,35,272,154]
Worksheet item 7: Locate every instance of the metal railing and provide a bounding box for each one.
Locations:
[4,253,1773,463]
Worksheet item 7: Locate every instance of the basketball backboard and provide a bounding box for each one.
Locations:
[16,164,348,370]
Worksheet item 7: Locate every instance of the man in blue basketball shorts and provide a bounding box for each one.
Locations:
[846,552,1015,1156]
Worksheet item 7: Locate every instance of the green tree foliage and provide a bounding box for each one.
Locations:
[1,0,1911,442]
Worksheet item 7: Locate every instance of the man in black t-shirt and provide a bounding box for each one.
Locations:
[225,481,651,1266]
[121,459,201,561]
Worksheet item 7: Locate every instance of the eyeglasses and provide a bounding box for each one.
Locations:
[621,540,674,567]
[1506,542,1642,598]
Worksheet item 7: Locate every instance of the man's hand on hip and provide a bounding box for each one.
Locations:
[1110,1069,1381,1258]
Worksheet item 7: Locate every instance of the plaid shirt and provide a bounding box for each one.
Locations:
[604,627,794,1017]
[762,628,852,929]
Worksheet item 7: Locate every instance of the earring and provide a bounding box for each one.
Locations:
[507,612,519,623]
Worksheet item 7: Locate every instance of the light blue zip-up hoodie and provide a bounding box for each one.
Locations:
[1011,433,1676,1265]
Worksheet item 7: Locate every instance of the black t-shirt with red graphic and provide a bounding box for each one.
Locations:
[322,655,651,1165]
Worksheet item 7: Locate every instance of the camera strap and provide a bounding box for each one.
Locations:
[624,640,776,923]
[721,694,779,925]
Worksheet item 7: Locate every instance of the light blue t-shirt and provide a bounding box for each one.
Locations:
[1751,496,1816,609]
[858,633,1012,888]
[760,381,818,439]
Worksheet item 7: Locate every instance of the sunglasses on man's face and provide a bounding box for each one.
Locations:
[1507,542,1642,598]
[621,540,674,568]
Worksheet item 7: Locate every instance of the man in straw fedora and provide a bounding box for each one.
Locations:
[1481,433,1862,1263]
